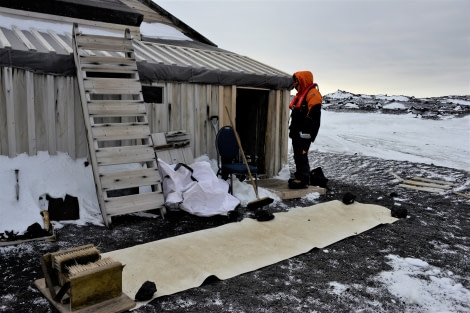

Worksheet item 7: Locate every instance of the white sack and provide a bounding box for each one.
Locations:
[158,159,240,216]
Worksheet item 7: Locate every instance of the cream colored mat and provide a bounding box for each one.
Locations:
[103,200,397,304]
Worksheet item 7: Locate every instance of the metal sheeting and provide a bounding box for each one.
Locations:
[0,25,292,89]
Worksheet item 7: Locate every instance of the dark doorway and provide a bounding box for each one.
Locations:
[235,88,269,174]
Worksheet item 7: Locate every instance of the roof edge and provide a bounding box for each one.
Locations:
[137,0,217,47]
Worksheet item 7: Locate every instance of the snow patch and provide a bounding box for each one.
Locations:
[377,254,470,312]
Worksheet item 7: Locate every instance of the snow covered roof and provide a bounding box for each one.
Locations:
[0,10,292,89]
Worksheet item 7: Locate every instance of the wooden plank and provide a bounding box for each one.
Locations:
[257,178,326,199]
[100,168,161,191]
[25,71,36,155]
[55,76,69,155]
[411,176,458,186]
[79,55,136,66]
[48,30,73,54]
[151,133,167,146]
[398,184,445,193]
[0,28,12,48]
[30,28,56,53]
[96,145,156,166]
[83,78,141,92]
[46,75,56,155]
[4,67,16,157]
[76,34,133,51]
[66,77,76,159]
[0,229,56,247]
[92,124,150,141]
[401,179,452,190]
[82,66,138,75]
[167,148,185,165]
[453,191,470,199]
[156,150,172,164]
[88,102,147,117]
[105,192,165,216]
[181,147,194,164]
[12,26,36,51]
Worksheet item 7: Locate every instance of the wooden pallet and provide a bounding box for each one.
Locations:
[151,131,194,165]
[257,178,326,200]
[390,172,459,193]
[72,24,165,227]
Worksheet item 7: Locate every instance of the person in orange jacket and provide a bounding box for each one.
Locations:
[288,71,322,189]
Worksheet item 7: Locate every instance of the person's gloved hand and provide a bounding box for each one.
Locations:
[299,131,311,139]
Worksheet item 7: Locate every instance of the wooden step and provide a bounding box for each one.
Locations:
[91,124,151,141]
[96,145,156,166]
[79,55,137,67]
[105,192,165,216]
[75,34,133,52]
[88,102,147,117]
[84,78,142,94]
[100,168,161,191]
[82,66,139,75]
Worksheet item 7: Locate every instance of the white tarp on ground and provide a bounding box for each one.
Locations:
[158,159,240,216]
[103,200,398,308]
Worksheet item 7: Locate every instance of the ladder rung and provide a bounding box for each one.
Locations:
[84,78,142,95]
[79,55,136,66]
[105,191,165,216]
[82,66,139,75]
[88,102,147,117]
[92,124,151,141]
[76,34,133,52]
[96,145,156,166]
[100,168,161,190]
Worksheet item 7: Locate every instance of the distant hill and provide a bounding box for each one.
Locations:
[322,90,470,119]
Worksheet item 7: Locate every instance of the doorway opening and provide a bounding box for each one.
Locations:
[235,88,269,175]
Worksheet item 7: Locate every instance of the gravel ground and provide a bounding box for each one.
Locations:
[1,150,469,313]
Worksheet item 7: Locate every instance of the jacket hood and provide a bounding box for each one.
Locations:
[293,71,314,93]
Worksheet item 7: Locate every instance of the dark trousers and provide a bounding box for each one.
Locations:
[292,137,312,184]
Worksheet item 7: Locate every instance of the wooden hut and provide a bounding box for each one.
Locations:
[0,0,292,178]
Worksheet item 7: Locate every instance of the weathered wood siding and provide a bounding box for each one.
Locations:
[0,67,289,177]
[0,67,86,159]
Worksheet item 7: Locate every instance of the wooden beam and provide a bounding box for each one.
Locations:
[25,71,36,156]
[30,28,56,53]
[12,26,37,51]
[46,75,56,155]
[67,76,76,159]
[0,28,12,48]
[48,30,73,54]
[3,67,16,157]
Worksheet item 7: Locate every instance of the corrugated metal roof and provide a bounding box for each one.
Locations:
[0,24,290,79]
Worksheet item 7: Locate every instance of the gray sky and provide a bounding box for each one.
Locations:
[157,0,469,97]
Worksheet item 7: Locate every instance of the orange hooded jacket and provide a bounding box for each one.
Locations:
[289,71,322,112]
[289,71,322,141]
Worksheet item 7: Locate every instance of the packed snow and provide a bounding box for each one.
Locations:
[0,93,469,312]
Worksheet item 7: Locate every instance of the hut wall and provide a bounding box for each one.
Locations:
[0,67,86,159]
[0,67,289,177]
[144,81,290,177]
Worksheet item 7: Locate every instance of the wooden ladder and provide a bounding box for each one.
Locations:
[72,24,165,227]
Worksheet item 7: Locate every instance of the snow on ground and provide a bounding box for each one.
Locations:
[377,255,470,313]
[312,111,470,172]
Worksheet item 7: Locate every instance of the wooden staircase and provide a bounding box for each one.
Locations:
[72,24,165,227]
